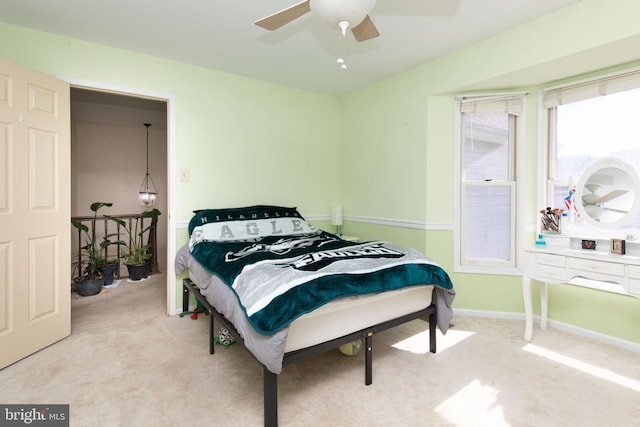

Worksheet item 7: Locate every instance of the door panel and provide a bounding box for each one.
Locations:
[30,128,58,210]
[0,242,10,334]
[29,236,57,321]
[0,57,70,369]
[0,122,9,212]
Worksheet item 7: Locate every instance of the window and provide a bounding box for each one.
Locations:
[454,94,526,274]
[544,69,640,230]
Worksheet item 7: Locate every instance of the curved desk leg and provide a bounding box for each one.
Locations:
[523,273,534,341]
[540,281,548,331]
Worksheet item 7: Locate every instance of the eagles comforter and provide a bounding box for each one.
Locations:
[186,206,455,336]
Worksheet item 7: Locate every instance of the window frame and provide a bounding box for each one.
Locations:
[541,67,640,234]
[453,92,527,275]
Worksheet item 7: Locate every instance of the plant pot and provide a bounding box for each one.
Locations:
[126,262,151,281]
[74,277,104,296]
[98,262,120,286]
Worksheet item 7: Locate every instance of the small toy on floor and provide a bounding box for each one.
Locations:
[179,300,209,319]
[189,306,204,319]
[214,327,236,349]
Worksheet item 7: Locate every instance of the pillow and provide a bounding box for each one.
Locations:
[188,205,317,243]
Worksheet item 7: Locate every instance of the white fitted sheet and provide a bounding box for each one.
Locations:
[284,285,433,352]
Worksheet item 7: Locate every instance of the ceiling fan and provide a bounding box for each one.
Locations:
[581,183,629,220]
[255,0,380,41]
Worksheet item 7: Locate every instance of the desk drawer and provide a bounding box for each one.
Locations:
[628,265,640,280]
[536,253,566,267]
[629,279,640,296]
[536,264,566,281]
[568,257,625,277]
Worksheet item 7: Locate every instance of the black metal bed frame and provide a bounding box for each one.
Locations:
[182,277,437,427]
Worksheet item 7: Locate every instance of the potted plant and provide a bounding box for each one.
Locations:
[96,256,120,286]
[105,208,161,281]
[71,202,115,296]
[92,228,125,286]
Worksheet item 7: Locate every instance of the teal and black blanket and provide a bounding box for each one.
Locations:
[188,206,455,335]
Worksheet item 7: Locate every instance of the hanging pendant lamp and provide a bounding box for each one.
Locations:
[138,123,158,207]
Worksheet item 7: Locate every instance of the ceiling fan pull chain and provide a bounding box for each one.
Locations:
[337,21,349,70]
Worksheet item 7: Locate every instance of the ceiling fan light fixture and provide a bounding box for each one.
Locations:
[310,0,376,29]
[338,20,350,36]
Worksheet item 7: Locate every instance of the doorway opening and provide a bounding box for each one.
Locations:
[69,85,174,313]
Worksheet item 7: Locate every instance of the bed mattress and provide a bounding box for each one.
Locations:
[284,285,432,352]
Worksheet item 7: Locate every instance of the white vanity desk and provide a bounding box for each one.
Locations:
[523,235,640,341]
[524,157,640,341]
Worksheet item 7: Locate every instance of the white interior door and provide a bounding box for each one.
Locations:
[0,58,71,369]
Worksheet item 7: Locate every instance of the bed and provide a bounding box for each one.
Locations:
[175,205,456,427]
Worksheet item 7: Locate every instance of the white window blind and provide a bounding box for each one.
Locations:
[543,68,640,108]
[460,94,524,115]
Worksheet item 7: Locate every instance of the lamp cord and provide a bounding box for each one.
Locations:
[144,123,151,189]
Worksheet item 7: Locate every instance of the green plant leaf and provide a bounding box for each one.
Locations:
[90,202,113,212]
[71,220,89,232]
[140,208,161,218]
[104,215,126,227]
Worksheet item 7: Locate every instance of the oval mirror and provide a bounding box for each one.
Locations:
[576,158,640,227]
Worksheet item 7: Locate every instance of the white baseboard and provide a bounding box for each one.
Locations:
[545,319,640,353]
[453,308,524,321]
[453,308,640,354]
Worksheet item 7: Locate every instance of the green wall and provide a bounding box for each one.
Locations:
[3,0,640,344]
[0,22,341,221]
[340,0,640,343]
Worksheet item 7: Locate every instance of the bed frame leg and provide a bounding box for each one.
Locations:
[429,310,437,353]
[365,332,373,386]
[209,314,215,355]
[264,368,278,427]
[182,281,189,313]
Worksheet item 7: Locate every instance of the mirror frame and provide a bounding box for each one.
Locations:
[575,158,640,228]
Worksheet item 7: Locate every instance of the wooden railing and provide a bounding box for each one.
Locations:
[71,213,159,278]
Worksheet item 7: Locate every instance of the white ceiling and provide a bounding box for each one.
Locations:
[0,0,581,95]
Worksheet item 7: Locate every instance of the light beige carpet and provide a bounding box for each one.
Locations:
[1,274,639,426]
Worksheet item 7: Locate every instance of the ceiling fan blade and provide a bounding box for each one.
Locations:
[255,0,311,31]
[595,189,628,204]
[351,15,380,42]
[602,207,629,214]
